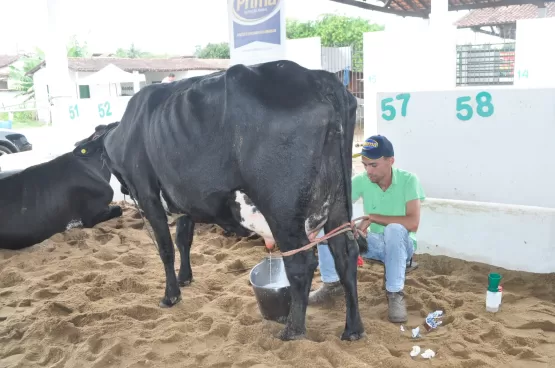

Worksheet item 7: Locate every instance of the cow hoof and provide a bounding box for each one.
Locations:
[159,295,182,308]
[340,330,366,341]
[178,279,193,287]
[112,205,123,217]
[278,328,306,341]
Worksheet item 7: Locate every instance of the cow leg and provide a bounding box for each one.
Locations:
[83,205,123,228]
[140,197,181,308]
[175,216,194,287]
[278,235,318,341]
[325,211,365,341]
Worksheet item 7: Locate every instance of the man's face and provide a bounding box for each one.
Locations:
[362,156,394,183]
[169,76,175,82]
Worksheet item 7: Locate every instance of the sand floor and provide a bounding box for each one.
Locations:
[1,204,554,368]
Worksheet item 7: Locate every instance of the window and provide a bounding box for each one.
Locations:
[0,80,7,90]
[79,85,91,99]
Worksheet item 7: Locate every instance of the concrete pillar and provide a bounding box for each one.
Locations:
[538,4,547,18]
[46,0,73,98]
[46,0,76,128]
[428,0,457,89]
[430,0,449,29]
[133,71,141,94]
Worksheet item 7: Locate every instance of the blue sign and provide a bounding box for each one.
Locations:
[231,0,282,48]
[343,66,350,87]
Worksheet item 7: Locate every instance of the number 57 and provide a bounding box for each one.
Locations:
[381,93,410,121]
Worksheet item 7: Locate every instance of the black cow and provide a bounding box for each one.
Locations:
[73,60,365,341]
[0,130,123,250]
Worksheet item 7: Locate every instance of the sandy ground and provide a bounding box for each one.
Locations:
[1,204,554,368]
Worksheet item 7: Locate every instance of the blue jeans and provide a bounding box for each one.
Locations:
[316,223,414,292]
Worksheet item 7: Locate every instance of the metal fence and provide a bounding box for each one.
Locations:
[456,43,516,86]
[321,44,365,143]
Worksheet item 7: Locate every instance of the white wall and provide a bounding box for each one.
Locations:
[418,199,555,273]
[144,70,220,85]
[514,17,555,88]
[362,18,555,273]
[32,69,51,123]
[0,91,27,110]
[375,87,555,209]
[285,37,322,70]
[34,67,224,127]
[363,28,457,137]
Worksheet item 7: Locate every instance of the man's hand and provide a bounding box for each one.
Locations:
[357,216,372,235]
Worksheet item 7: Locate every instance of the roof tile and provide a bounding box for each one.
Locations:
[455,3,555,28]
[0,55,19,69]
[28,57,229,75]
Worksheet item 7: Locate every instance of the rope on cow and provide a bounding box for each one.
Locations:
[280,215,369,257]
[128,195,159,252]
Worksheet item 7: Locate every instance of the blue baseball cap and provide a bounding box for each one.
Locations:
[353,135,394,159]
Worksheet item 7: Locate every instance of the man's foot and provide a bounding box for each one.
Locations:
[386,291,407,323]
[308,281,344,305]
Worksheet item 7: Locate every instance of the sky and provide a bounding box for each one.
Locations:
[0,0,482,56]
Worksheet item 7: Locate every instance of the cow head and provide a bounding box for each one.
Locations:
[73,121,119,158]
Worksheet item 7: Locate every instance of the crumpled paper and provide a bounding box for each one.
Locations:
[410,346,421,357]
[412,326,420,338]
[409,346,436,359]
[425,310,444,330]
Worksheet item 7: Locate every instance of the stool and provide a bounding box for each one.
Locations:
[365,257,419,290]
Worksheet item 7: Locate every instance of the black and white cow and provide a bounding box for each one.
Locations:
[0,129,122,250]
[73,60,366,341]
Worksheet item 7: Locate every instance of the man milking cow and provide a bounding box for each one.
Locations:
[310,135,425,323]
[74,60,368,341]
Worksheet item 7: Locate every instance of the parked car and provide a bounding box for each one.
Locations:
[0,128,33,157]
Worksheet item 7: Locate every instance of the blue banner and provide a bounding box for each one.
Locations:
[231,0,282,49]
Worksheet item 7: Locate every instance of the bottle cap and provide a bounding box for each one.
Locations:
[488,272,502,292]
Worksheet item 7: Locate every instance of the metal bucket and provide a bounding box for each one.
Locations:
[249,255,291,324]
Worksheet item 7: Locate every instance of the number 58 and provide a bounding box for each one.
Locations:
[456,91,494,121]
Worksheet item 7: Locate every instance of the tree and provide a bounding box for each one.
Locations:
[194,42,230,59]
[8,53,43,103]
[287,14,383,72]
[9,35,90,102]
[287,14,384,50]
[115,43,151,58]
[66,35,89,57]
[193,14,382,65]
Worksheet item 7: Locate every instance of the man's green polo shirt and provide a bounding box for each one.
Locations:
[352,167,426,249]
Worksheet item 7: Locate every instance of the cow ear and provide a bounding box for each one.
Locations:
[72,140,99,157]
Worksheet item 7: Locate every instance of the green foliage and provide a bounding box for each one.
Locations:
[194,43,230,59]
[287,14,384,49]
[8,52,43,103]
[8,34,89,102]
[0,111,39,123]
[192,15,382,72]
[66,35,89,57]
[287,14,383,73]
[115,43,152,58]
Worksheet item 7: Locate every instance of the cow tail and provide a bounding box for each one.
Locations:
[337,87,353,222]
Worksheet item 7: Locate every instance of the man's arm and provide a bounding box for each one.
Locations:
[360,173,425,233]
[351,173,363,203]
[368,199,421,232]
